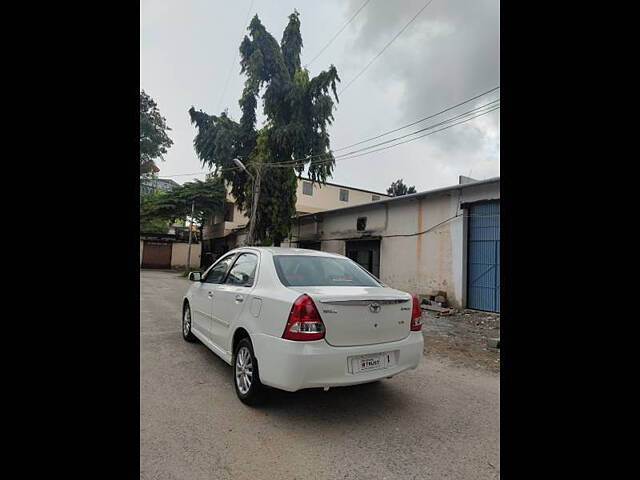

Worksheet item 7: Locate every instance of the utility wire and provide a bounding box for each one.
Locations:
[331,105,500,164]
[264,100,499,168]
[321,100,499,162]
[295,212,499,243]
[339,0,436,95]
[305,0,372,68]
[216,0,256,113]
[235,87,500,169]
[333,86,500,152]
[333,102,500,161]
[162,90,499,178]
[159,102,499,178]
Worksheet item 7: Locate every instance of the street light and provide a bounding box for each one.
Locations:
[233,158,260,246]
[233,158,254,181]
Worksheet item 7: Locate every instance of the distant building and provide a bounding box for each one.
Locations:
[200,177,391,266]
[140,177,180,195]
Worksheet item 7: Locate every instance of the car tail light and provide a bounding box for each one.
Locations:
[410,294,423,331]
[282,294,326,341]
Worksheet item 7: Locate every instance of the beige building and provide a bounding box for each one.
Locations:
[201,177,390,263]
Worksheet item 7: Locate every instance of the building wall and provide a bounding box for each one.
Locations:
[295,180,389,214]
[292,181,500,309]
[170,242,201,268]
[203,179,389,241]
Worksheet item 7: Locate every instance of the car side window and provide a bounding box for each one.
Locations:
[203,255,235,284]
[225,253,258,287]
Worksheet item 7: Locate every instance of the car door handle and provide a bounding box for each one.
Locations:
[235,295,244,303]
[208,291,214,299]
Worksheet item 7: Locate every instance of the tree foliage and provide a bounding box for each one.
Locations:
[140,90,174,176]
[140,177,227,234]
[189,11,340,245]
[387,179,417,197]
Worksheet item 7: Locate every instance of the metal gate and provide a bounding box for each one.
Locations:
[467,201,500,312]
[141,241,172,269]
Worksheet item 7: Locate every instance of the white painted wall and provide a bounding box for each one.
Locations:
[292,180,500,309]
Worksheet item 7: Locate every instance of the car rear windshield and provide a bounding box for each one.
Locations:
[273,255,381,287]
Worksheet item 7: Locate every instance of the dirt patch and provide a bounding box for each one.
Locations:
[421,309,500,373]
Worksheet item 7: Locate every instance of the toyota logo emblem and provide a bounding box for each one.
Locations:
[369,302,381,313]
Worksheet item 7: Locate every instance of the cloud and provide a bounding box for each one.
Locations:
[140,0,499,192]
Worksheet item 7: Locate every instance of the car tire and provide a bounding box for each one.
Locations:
[182,303,197,342]
[233,338,266,406]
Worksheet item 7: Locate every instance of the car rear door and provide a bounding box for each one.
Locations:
[210,252,259,349]
[190,253,236,342]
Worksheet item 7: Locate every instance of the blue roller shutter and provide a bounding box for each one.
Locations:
[467,201,500,312]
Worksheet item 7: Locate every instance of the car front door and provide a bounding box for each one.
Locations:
[211,252,259,349]
[190,254,236,342]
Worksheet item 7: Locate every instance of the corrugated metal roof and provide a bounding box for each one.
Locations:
[297,176,500,219]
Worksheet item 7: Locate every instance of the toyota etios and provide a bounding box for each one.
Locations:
[182,247,424,405]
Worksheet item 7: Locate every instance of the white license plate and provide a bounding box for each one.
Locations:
[350,352,395,374]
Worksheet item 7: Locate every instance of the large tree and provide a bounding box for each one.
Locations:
[140,177,227,239]
[189,11,340,245]
[387,179,417,197]
[140,90,174,176]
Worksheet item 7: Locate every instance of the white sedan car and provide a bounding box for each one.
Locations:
[182,247,424,405]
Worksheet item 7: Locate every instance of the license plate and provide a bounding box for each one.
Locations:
[350,352,395,374]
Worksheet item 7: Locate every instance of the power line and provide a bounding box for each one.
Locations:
[264,99,499,168]
[160,99,499,178]
[305,0,372,68]
[243,87,500,169]
[339,0,436,96]
[294,212,499,243]
[331,105,500,163]
[333,86,500,152]
[266,101,499,168]
[332,100,499,159]
[216,0,256,113]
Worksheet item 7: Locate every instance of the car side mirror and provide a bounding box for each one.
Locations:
[188,272,201,282]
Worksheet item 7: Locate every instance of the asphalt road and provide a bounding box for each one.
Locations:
[141,270,500,480]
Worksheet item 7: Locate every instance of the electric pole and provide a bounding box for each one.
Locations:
[232,158,261,246]
[186,199,195,271]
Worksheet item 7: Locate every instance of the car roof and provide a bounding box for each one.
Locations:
[230,246,345,258]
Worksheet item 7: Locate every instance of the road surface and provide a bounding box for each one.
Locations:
[140,269,500,479]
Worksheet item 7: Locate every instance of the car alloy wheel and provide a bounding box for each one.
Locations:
[182,304,196,342]
[235,346,253,395]
[183,307,191,337]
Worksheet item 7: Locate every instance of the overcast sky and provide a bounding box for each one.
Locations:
[140,0,499,193]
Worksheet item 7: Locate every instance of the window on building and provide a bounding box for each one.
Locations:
[302,181,313,196]
[357,217,367,231]
[372,195,380,201]
[339,189,349,202]
[224,202,234,222]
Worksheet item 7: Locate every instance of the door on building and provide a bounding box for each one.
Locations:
[298,241,321,251]
[467,201,500,312]
[346,239,380,278]
[141,241,172,269]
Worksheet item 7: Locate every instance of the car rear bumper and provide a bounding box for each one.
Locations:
[251,331,424,392]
